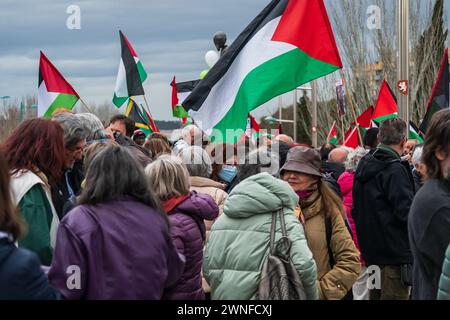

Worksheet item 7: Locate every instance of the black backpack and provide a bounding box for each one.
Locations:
[257,210,307,300]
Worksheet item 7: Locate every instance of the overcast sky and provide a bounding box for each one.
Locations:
[0,0,449,121]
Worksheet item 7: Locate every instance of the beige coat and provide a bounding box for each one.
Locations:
[301,191,361,300]
[189,176,228,294]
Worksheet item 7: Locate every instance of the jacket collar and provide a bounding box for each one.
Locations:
[299,191,322,220]
[162,194,191,214]
[189,176,226,190]
[378,144,401,160]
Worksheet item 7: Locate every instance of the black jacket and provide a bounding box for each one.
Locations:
[0,237,59,299]
[321,160,345,182]
[352,146,415,265]
[408,179,450,300]
[412,169,424,193]
[51,161,84,219]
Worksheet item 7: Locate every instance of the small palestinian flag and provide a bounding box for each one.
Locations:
[38,51,79,118]
[183,0,342,143]
[125,98,158,135]
[170,76,197,120]
[372,80,398,123]
[343,126,359,149]
[355,106,374,134]
[248,113,261,138]
[326,121,338,144]
[409,121,425,144]
[420,48,449,133]
[113,31,148,108]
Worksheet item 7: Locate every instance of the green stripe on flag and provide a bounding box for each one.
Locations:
[173,104,189,118]
[373,113,398,123]
[137,61,147,83]
[43,93,78,118]
[113,94,128,108]
[211,48,340,143]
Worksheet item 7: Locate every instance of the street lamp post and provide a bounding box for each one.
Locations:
[397,0,409,133]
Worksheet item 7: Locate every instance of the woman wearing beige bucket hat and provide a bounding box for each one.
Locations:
[280,146,361,300]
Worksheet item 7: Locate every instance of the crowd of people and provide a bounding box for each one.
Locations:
[0,108,449,300]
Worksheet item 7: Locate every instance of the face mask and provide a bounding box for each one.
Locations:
[218,165,237,183]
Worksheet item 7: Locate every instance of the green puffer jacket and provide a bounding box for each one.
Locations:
[203,172,319,300]
[438,244,450,300]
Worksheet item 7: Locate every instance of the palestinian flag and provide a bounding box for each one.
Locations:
[355,106,374,133]
[113,31,148,108]
[420,48,449,133]
[409,121,425,144]
[170,76,197,120]
[183,0,342,143]
[38,51,79,118]
[248,113,261,137]
[326,121,338,144]
[372,80,398,123]
[343,126,359,149]
[125,98,158,135]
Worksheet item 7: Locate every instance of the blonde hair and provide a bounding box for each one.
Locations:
[145,155,190,201]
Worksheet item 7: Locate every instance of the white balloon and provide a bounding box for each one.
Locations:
[205,50,219,68]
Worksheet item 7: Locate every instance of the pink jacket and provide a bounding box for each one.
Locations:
[337,171,365,266]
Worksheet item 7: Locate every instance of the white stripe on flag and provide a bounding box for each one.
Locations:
[114,59,128,98]
[189,17,296,135]
[38,81,58,117]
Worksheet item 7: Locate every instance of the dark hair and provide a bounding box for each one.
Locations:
[363,127,379,149]
[320,143,336,161]
[0,151,24,241]
[379,118,406,145]
[422,109,450,180]
[78,145,165,218]
[109,114,135,137]
[144,134,172,160]
[1,119,65,180]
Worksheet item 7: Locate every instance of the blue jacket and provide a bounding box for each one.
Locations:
[0,236,59,299]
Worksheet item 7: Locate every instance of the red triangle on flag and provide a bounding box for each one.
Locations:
[171,76,178,110]
[119,30,138,58]
[343,126,359,148]
[372,80,398,122]
[272,0,342,68]
[355,106,374,129]
[39,51,79,96]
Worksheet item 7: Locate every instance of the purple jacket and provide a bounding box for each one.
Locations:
[48,197,185,300]
[164,192,219,300]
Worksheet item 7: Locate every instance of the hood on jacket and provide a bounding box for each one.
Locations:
[321,161,345,180]
[355,148,400,183]
[224,172,298,219]
[0,238,14,267]
[171,191,219,221]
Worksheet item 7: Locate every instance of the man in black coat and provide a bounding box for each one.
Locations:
[352,118,415,300]
[409,110,450,300]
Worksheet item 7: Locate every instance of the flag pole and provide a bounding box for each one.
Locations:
[78,97,95,114]
[340,116,344,144]
[340,69,363,146]
[142,95,155,120]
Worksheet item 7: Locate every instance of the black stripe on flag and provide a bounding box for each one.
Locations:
[120,31,145,96]
[182,0,288,112]
[174,80,201,93]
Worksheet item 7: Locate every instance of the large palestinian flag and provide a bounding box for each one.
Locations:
[125,98,158,135]
[183,0,342,143]
[38,51,79,118]
[113,31,148,108]
[420,48,449,133]
[372,80,398,123]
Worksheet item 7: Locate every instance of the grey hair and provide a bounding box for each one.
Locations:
[178,146,212,178]
[144,154,190,201]
[52,112,87,149]
[379,118,407,145]
[345,147,369,172]
[76,113,107,141]
[412,145,424,166]
[182,124,205,146]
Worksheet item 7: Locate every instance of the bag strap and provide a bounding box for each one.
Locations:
[325,216,336,268]
[270,211,277,254]
[279,208,287,237]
